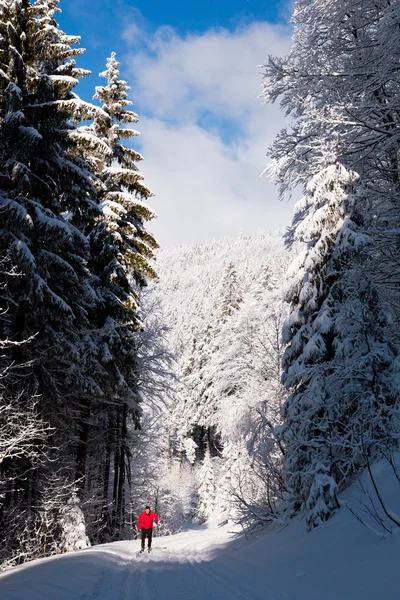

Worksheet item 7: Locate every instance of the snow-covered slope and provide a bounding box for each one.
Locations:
[2,457,399,600]
[152,231,288,357]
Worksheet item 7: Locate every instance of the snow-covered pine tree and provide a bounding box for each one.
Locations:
[278,163,400,528]
[328,271,400,474]
[173,324,213,459]
[178,262,243,458]
[302,269,400,530]
[263,0,400,528]
[250,264,276,303]
[82,53,158,537]
[60,492,91,552]
[91,52,158,287]
[279,164,363,523]
[198,444,217,521]
[0,0,109,562]
[215,262,243,325]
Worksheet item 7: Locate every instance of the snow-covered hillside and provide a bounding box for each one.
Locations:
[2,457,399,600]
[153,230,288,359]
[142,231,290,526]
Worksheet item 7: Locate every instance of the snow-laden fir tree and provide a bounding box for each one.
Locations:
[278,164,400,528]
[263,0,400,529]
[91,52,158,287]
[178,262,244,458]
[279,164,363,522]
[197,444,217,521]
[80,53,158,537]
[60,492,91,552]
[0,0,110,563]
[215,262,243,325]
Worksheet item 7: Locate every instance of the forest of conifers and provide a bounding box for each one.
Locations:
[1,0,400,569]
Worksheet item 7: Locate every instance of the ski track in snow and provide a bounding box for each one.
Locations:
[189,557,266,600]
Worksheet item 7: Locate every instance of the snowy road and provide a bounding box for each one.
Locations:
[2,461,400,600]
[0,523,270,600]
[83,544,268,600]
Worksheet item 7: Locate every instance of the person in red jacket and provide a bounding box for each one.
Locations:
[138,505,159,553]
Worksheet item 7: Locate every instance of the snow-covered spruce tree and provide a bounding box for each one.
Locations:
[178,262,243,459]
[304,269,400,529]
[0,0,109,561]
[91,52,158,285]
[278,164,400,528]
[197,444,217,521]
[279,164,362,523]
[179,323,215,451]
[60,492,91,552]
[263,0,400,528]
[263,0,400,325]
[215,262,243,325]
[80,53,158,539]
[210,274,287,525]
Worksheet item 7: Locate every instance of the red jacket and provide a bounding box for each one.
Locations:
[138,510,159,530]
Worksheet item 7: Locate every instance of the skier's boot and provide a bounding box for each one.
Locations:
[148,547,151,553]
[140,549,144,554]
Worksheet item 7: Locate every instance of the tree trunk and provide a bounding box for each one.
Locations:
[76,401,91,496]
[112,408,121,527]
[117,403,127,530]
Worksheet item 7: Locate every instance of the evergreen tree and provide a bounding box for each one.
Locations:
[84,53,158,537]
[198,445,216,520]
[263,0,400,528]
[277,165,399,527]
[0,0,108,561]
[60,492,91,552]
[178,262,243,456]
[279,164,362,522]
[215,262,243,325]
[91,52,158,288]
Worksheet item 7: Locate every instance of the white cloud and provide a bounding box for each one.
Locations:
[122,20,295,246]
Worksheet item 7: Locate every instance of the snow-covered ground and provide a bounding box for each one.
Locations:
[2,458,400,600]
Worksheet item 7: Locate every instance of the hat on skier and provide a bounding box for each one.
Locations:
[145,505,151,510]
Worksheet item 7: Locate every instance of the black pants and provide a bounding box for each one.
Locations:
[141,527,153,550]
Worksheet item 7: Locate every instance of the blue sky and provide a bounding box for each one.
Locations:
[60,0,284,37]
[57,0,294,246]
